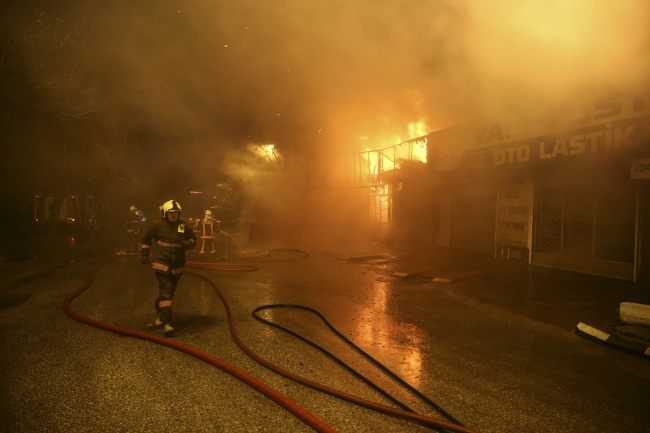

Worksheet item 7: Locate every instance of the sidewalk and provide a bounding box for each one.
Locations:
[322,242,650,332]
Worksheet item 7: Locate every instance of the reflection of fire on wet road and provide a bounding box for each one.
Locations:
[357,278,425,388]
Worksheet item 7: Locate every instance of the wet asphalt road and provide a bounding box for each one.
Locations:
[1,244,649,433]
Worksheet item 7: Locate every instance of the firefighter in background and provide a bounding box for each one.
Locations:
[126,205,141,235]
[140,200,196,334]
[126,205,144,252]
[200,209,218,254]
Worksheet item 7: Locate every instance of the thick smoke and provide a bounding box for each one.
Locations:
[463,0,650,121]
[12,0,650,246]
[56,0,650,150]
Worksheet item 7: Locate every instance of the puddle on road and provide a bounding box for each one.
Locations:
[261,288,428,390]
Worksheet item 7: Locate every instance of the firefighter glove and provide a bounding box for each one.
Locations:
[141,250,150,265]
[181,239,195,250]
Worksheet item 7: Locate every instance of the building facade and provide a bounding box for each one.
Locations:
[423,95,650,281]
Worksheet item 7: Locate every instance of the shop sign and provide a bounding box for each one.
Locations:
[495,177,532,248]
[428,95,650,173]
[631,157,650,179]
[469,114,650,171]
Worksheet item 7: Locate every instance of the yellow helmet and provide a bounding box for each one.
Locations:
[161,200,182,218]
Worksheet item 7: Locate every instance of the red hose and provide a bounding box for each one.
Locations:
[63,255,337,433]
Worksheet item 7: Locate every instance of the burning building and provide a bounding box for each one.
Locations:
[306,93,650,282]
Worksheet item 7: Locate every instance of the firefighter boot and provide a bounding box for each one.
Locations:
[154,313,163,327]
[163,324,175,334]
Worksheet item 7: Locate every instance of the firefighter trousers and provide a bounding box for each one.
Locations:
[155,272,181,324]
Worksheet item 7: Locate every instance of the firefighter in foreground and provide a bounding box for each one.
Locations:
[140,200,196,334]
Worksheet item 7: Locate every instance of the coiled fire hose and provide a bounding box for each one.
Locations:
[63,255,480,433]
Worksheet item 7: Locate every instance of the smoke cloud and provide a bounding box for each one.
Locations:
[9,0,650,245]
[463,0,650,120]
[56,0,650,153]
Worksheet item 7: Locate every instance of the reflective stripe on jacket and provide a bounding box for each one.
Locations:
[141,218,196,273]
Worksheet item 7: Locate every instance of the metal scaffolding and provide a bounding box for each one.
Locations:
[307,136,428,189]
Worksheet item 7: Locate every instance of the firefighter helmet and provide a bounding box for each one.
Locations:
[130,205,137,212]
[204,210,212,216]
[161,200,182,218]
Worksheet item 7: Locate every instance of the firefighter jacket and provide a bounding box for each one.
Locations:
[141,218,197,274]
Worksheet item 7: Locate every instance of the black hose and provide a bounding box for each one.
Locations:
[253,304,464,428]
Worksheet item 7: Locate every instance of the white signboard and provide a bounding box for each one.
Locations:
[495,177,532,248]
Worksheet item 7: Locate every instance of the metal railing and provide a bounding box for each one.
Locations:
[308,136,428,189]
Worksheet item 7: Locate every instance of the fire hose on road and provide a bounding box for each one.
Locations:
[252,304,463,428]
[63,254,480,433]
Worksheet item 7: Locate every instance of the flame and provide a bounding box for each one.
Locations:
[356,119,431,224]
[407,120,429,164]
[362,147,380,177]
[408,120,429,138]
[360,119,430,176]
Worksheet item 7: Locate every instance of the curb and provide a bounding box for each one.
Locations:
[614,325,650,343]
[575,322,650,359]
[620,302,650,326]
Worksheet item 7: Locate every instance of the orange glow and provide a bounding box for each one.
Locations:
[370,184,390,226]
[356,279,424,387]
[464,0,650,115]
[359,119,430,183]
[355,119,430,223]
[361,119,429,171]
[407,120,429,163]
[251,143,282,163]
